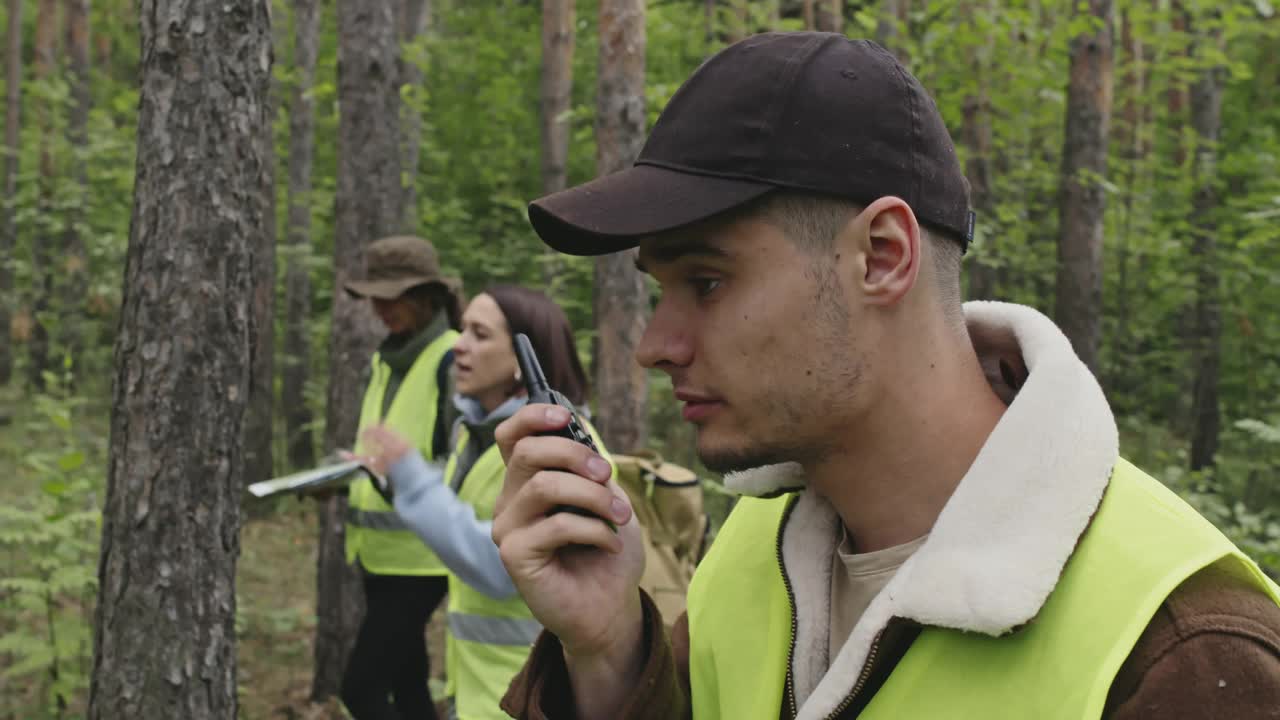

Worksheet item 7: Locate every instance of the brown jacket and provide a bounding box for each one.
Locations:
[501,570,1280,720]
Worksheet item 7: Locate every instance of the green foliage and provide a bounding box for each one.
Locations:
[0,380,104,719]
[1123,414,1280,576]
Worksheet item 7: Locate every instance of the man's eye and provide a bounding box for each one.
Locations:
[691,278,721,297]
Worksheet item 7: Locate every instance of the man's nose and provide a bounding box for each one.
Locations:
[635,298,693,371]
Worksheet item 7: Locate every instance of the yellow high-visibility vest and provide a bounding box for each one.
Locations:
[687,459,1280,719]
[344,328,457,575]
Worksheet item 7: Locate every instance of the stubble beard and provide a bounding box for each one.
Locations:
[697,436,806,474]
[695,258,862,474]
[693,391,818,474]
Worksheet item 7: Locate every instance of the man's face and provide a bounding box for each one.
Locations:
[372,296,417,335]
[635,214,870,473]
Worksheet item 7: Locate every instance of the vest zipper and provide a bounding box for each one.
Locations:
[773,489,887,720]
[776,496,801,719]
[822,629,885,719]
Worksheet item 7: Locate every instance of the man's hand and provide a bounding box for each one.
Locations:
[492,404,647,717]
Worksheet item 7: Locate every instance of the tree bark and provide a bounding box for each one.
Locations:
[30,0,58,390]
[60,0,90,379]
[0,0,22,385]
[815,0,842,34]
[541,0,573,197]
[1055,0,1113,375]
[1166,1,1189,167]
[540,0,574,288]
[962,0,995,300]
[283,0,320,471]
[802,0,815,30]
[706,0,715,46]
[724,0,751,43]
[593,0,648,454]
[87,0,270,715]
[398,0,429,231]
[312,0,404,700]
[1188,13,1225,472]
[875,0,910,64]
[1111,5,1144,395]
[244,56,277,489]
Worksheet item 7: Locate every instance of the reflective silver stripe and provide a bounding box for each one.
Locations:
[448,611,543,646]
[346,507,409,531]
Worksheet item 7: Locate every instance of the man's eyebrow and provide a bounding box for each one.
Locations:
[634,240,729,274]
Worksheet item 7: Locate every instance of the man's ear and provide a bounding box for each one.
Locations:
[857,196,921,307]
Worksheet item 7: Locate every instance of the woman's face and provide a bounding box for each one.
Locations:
[453,293,521,412]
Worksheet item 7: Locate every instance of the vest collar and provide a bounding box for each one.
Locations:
[378,312,450,374]
[726,301,1119,719]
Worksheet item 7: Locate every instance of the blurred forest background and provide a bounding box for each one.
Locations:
[1,0,1278,717]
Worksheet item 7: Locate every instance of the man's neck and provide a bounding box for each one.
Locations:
[805,322,1008,554]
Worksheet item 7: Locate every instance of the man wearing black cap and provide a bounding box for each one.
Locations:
[490,33,1280,720]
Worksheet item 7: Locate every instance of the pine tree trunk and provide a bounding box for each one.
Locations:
[541,0,573,197]
[726,0,751,43]
[0,0,22,385]
[962,0,995,300]
[398,0,429,231]
[1022,0,1059,306]
[540,0,573,287]
[1111,6,1144,395]
[312,0,404,700]
[1188,14,1225,472]
[87,0,270,715]
[244,68,277,489]
[815,0,842,34]
[283,0,320,471]
[706,0,716,45]
[60,0,90,379]
[876,0,911,64]
[1167,2,1189,168]
[802,0,815,31]
[1055,0,1113,375]
[593,0,648,454]
[30,0,57,390]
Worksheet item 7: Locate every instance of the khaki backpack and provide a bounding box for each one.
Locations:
[612,450,710,628]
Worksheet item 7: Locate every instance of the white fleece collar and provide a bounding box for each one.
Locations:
[726,301,1120,718]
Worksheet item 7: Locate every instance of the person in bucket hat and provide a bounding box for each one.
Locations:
[335,235,463,720]
[489,32,1280,720]
[343,235,464,324]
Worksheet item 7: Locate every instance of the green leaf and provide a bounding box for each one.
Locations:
[58,451,86,472]
[41,480,69,497]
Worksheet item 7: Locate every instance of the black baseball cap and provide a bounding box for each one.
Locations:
[529,32,974,255]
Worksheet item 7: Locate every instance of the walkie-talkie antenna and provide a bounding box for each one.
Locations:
[514,333,552,403]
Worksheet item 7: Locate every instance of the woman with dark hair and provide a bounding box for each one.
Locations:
[354,285,609,720]
[335,235,464,720]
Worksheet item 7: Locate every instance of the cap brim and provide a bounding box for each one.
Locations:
[343,276,444,300]
[529,164,775,256]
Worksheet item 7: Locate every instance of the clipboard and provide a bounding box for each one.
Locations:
[246,459,388,500]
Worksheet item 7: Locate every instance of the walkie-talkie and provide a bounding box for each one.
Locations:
[513,333,616,532]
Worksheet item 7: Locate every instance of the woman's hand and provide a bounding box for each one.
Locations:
[348,424,414,477]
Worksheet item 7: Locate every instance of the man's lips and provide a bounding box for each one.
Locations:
[675,389,722,422]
